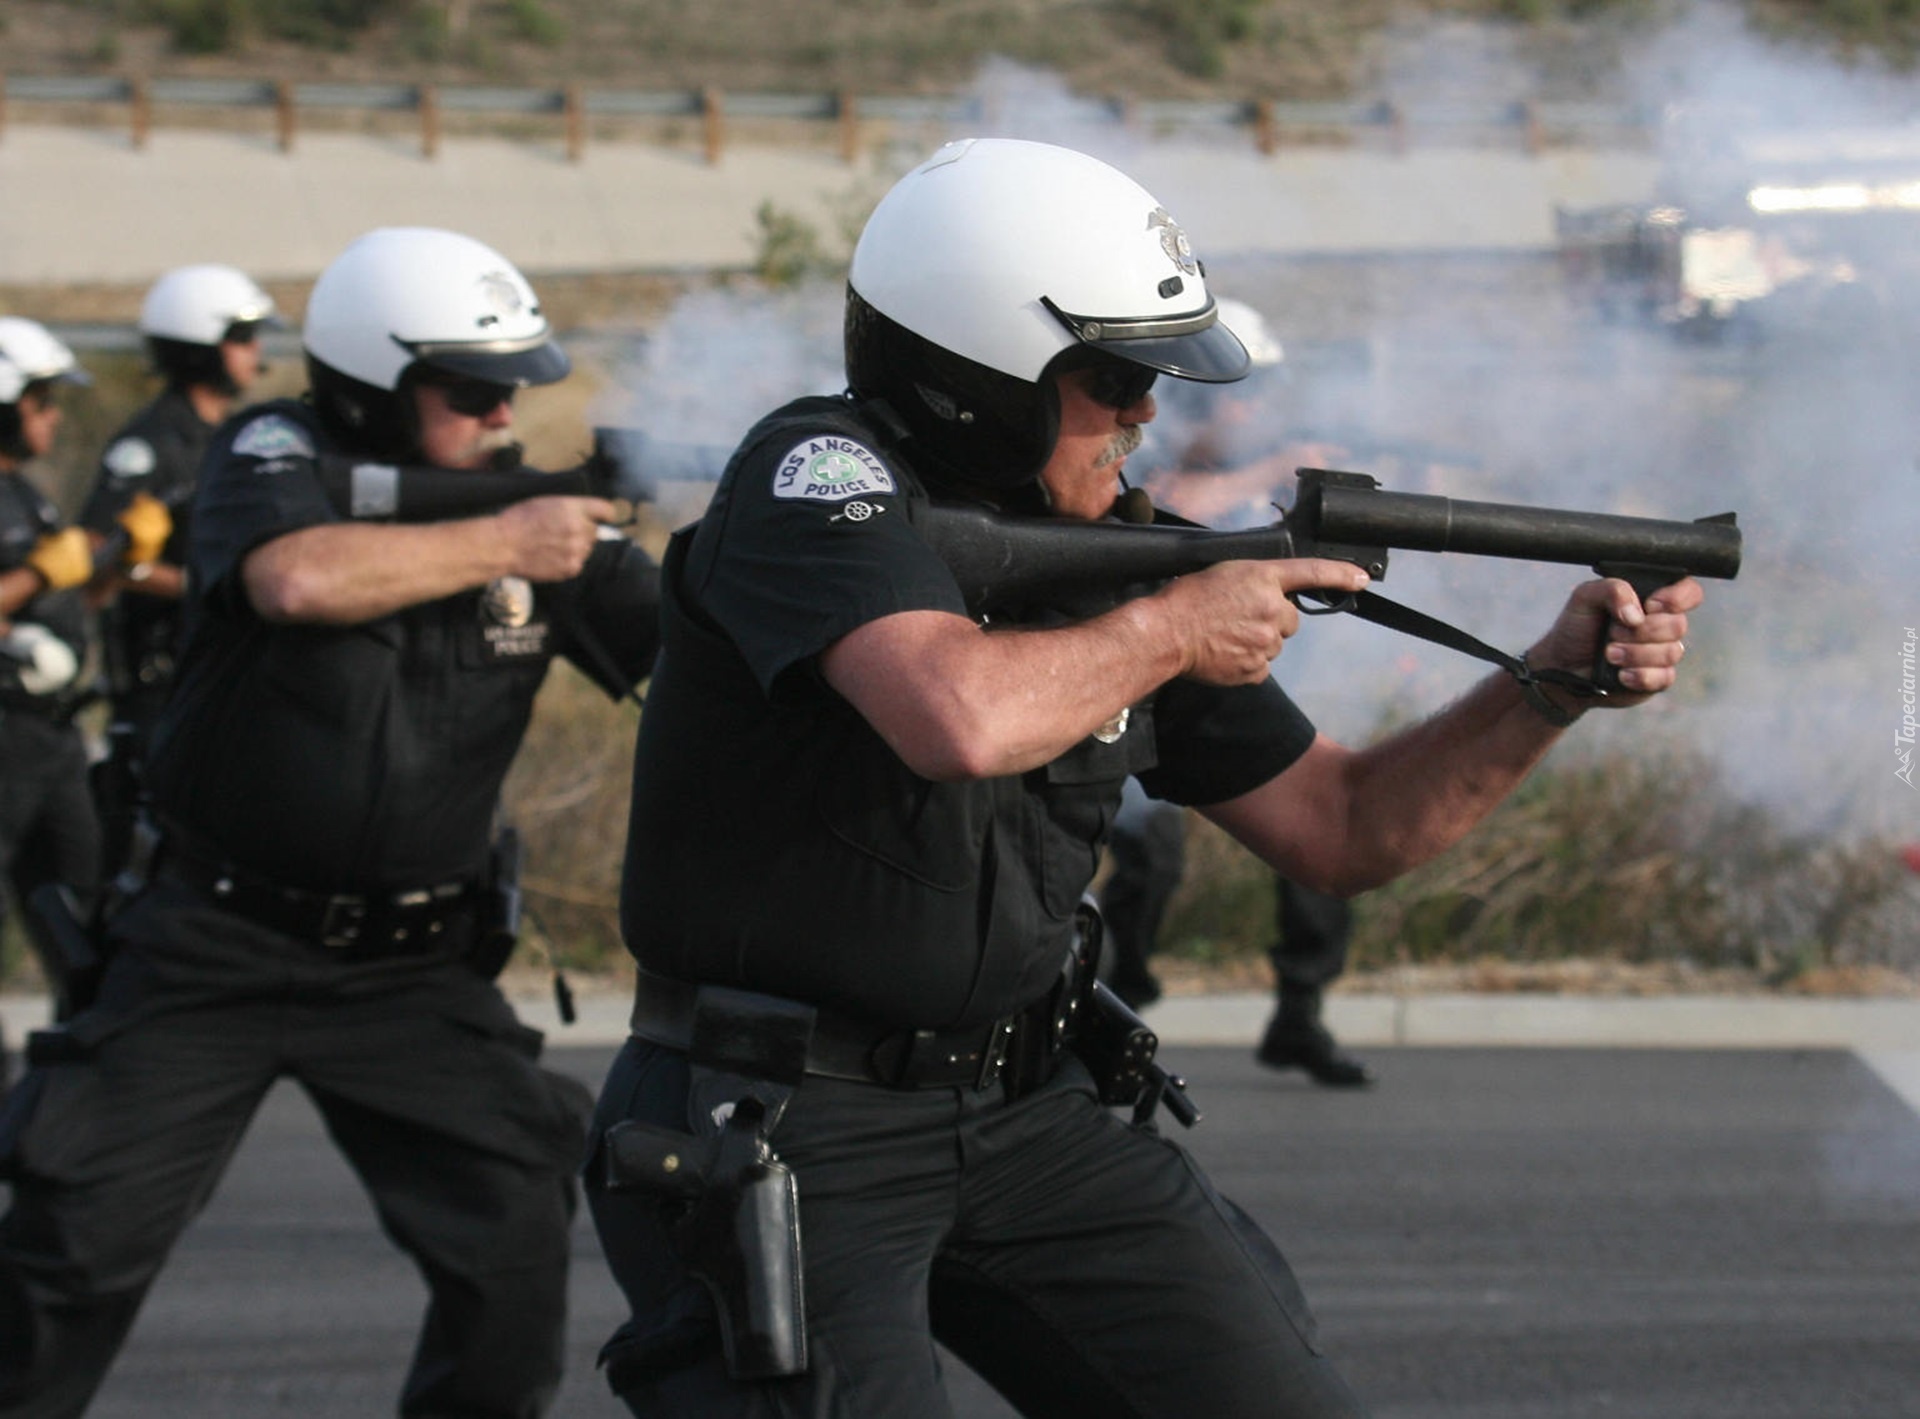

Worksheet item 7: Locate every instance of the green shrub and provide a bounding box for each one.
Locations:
[505,0,566,47]
[752,201,830,288]
[1132,0,1268,78]
[149,0,247,53]
[400,1,450,60]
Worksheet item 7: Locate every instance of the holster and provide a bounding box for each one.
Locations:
[470,825,524,979]
[1069,899,1203,1129]
[601,985,815,1380]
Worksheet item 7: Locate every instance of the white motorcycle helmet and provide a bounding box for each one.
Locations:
[0,317,90,459]
[140,263,280,393]
[301,227,569,458]
[845,138,1248,491]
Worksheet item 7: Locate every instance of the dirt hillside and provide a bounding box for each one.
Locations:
[1,0,1654,104]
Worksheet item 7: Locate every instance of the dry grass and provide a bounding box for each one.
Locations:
[1159,744,1920,995]
[0,0,1722,127]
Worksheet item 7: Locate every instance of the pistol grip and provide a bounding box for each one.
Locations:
[1590,563,1683,695]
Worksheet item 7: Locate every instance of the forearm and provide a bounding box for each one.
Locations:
[122,562,188,599]
[1208,670,1567,896]
[823,597,1189,781]
[243,518,515,625]
[1334,670,1568,888]
[0,566,44,619]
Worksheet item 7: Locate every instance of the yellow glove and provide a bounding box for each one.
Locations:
[25,527,93,592]
[117,492,173,568]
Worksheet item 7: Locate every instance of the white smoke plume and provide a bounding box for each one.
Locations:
[607,3,1920,844]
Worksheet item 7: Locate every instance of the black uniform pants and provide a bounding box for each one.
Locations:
[0,877,591,1419]
[0,714,101,1009]
[586,1037,1369,1419]
[1097,802,1187,991]
[1271,876,1353,992]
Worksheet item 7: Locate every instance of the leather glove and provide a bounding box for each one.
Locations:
[117,492,173,567]
[25,528,93,591]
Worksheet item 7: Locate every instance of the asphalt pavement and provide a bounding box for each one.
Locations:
[18,1039,1917,1419]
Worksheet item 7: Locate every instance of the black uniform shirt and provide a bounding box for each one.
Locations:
[149,398,661,893]
[79,386,212,699]
[0,470,89,705]
[621,395,1315,1030]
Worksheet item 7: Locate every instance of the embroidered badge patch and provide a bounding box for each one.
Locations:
[233,414,316,462]
[771,436,895,503]
[103,437,157,479]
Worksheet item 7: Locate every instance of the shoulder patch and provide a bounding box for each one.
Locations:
[103,437,157,479]
[233,413,315,463]
[770,436,896,503]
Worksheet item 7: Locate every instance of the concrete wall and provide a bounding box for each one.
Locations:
[0,123,1661,285]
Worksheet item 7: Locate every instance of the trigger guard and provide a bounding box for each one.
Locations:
[1293,591,1355,616]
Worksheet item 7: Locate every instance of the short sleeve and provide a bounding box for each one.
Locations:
[1138,675,1318,807]
[189,408,338,611]
[686,425,968,695]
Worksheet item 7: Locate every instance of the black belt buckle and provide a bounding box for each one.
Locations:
[869,1017,1015,1090]
[976,1017,1015,1090]
[318,896,368,949]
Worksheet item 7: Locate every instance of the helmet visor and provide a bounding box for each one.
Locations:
[400,333,571,389]
[1041,297,1250,384]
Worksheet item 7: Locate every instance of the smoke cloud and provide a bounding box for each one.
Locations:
[604,1,1920,843]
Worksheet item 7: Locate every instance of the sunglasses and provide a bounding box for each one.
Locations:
[423,376,517,417]
[222,319,264,345]
[20,380,64,413]
[1084,362,1158,410]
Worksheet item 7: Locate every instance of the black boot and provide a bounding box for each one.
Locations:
[1256,985,1375,1087]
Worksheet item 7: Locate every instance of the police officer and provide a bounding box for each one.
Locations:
[0,228,660,1418]
[1,319,168,1031]
[586,138,1702,1417]
[78,264,279,886]
[81,265,277,743]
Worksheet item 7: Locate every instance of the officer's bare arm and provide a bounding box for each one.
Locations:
[243,495,613,625]
[1202,575,1700,896]
[820,555,1370,781]
[0,567,43,619]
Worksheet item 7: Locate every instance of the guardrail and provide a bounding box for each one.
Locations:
[0,73,1660,163]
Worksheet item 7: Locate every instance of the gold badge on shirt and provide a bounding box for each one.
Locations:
[482,576,535,628]
[1093,706,1131,744]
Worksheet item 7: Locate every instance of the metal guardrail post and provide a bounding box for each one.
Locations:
[420,82,439,158]
[131,75,151,150]
[0,72,1664,160]
[1381,98,1405,154]
[702,86,723,165]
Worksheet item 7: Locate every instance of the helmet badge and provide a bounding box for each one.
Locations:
[476,271,526,325]
[1147,208,1199,277]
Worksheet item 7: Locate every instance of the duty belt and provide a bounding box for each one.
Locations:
[162,835,477,953]
[628,969,1061,1093]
